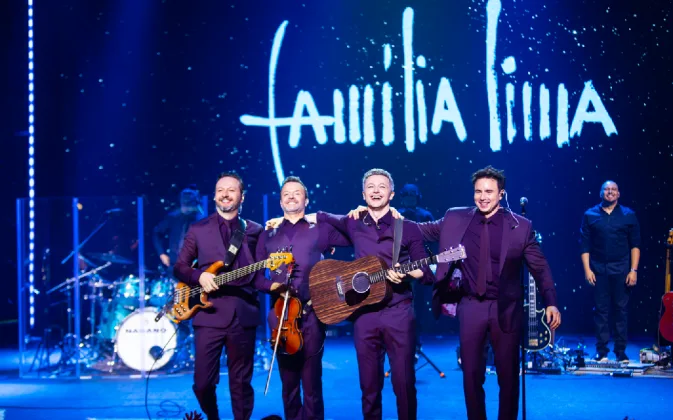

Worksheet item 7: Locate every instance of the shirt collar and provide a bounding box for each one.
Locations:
[363,210,393,228]
[476,208,503,226]
[218,213,240,230]
[280,217,309,228]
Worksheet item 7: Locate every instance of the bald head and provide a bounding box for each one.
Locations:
[600,180,620,205]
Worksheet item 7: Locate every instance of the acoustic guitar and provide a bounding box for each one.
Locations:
[168,252,294,323]
[308,246,466,325]
[659,229,673,342]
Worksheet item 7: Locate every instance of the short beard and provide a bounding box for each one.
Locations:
[216,200,240,214]
[281,203,304,215]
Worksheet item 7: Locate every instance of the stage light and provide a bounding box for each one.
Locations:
[28,0,36,328]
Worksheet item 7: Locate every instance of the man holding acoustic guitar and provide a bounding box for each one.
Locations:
[254,176,351,420]
[174,172,285,420]
[313,168,436,420]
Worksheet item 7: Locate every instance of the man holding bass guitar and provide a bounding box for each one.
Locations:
[254,176,351,420]
[174,172,284,420]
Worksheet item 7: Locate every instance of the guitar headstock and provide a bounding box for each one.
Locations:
[435,245,467,263]
[266,252,294,270]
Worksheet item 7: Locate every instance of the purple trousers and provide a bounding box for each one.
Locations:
[270,310,326,420]
[353,300,417,420]
[193,322,257,420]
[458,297,521,420]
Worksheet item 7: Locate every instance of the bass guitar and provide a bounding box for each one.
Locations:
[309,246,466,325]
[659,229,673,342]
[168,252,294,323]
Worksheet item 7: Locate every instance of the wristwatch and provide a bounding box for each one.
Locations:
[630,268,638,272]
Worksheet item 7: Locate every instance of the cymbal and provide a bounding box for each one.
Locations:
[78,254,97,267]
[88,253,134,265]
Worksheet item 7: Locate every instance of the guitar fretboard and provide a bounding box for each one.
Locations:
[367,256,437,284]
[186,260,269,298]
[528,273,537,321]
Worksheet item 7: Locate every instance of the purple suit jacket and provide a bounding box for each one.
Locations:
[418,207,557,333]
[173,212,263,328]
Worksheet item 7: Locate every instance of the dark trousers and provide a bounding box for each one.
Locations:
[594,271,631,354]
[276,311,326,420]
[458,297,520,420]
[353,301,417,420]
[193,323,257,420]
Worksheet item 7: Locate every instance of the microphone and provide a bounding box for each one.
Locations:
[149,345,164,361]
[154,306,166,322]
[519,197,528,207]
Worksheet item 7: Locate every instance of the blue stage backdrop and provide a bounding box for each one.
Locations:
[30,0,673,336]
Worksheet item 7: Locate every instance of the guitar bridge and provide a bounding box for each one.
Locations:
[335,276,345,302]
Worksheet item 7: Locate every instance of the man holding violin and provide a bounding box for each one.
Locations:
[255,176,351,420]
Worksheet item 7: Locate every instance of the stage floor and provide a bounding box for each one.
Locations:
[0,336,671,420]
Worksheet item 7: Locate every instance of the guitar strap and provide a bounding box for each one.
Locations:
[392,218,403,266]
[224,219,247,269]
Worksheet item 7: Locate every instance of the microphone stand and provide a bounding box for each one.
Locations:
[519,201,527,420]
[60,214,110,265]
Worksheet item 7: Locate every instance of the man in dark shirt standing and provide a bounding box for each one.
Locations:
[580,180,641,362]
[255,176,350,420]
[153,185,206,268]
[316,169,436,420]
[417,166,561,420]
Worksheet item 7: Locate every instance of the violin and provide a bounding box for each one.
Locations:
[264,260,303,395]
[270,293,304,355]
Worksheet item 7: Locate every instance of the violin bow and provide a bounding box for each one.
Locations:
[264,247,295,396]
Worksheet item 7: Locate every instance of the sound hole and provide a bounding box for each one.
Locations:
[351,272,371,294]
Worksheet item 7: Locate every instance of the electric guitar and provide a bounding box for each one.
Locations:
[168,252,294,323]
[524,231,552,351]
[308,246,466,325]
[659,229,673,342]
[524,272,552,351]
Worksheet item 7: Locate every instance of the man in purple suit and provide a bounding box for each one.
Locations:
[174,172,283,420]
[417,166,561,420]
[254,176,351,420]
[315,169,436,420]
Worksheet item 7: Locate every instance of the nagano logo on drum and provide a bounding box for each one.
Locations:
[123,327,168,334]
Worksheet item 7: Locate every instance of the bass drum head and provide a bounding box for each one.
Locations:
[115,307,177,371]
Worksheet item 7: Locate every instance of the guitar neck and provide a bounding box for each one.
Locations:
[528,273,537,322]
[666,249,671,294]
[368,256,437,284]
[213,260,267,287]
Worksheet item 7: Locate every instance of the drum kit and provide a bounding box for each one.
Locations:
[44,252,195,375]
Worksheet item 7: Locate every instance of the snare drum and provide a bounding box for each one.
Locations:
[114,307,177,371]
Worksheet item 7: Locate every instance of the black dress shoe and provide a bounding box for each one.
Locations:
[594,352,608,362]
[615,351,630,363]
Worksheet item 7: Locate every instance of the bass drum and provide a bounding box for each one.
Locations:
[114,307,177,371]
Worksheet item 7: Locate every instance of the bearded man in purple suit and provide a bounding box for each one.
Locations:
[174,172,283,420]
[254,176,351,420]
[418,166,561,420]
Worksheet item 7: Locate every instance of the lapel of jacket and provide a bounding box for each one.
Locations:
[498,209,517,276]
